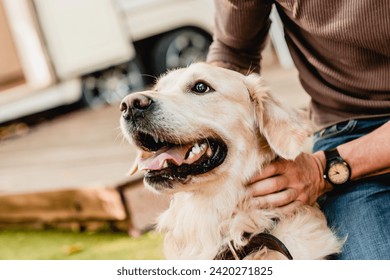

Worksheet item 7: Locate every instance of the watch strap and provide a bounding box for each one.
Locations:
[324,148,340,162]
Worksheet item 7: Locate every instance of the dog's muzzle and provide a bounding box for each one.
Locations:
[120,93,228,190]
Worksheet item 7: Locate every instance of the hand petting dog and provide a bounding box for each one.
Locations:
[249,152,333,214]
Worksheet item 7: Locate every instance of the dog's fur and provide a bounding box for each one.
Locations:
[120,63,343,259]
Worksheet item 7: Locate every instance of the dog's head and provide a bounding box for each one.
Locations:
[120,63,311,193]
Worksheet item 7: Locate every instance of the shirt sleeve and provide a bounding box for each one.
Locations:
[206,0,273,74]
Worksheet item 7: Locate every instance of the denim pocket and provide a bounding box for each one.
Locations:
[314,119,358,141]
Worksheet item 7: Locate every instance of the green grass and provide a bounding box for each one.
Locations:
[0,229,164,260]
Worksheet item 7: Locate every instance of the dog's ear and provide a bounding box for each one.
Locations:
[245,74,312,160]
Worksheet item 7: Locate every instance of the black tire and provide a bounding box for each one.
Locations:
[81,59,145,108]
[152,28,212,75]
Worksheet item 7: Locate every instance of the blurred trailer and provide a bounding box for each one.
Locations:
[0,0,215,123]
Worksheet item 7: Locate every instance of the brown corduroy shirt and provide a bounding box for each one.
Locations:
[206,0,390,128]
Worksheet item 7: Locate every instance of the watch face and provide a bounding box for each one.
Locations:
[328,161,350,184]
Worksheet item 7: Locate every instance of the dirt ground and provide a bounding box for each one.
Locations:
[0,65,310,195]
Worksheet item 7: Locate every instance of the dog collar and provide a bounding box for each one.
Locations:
[214,232,293,260]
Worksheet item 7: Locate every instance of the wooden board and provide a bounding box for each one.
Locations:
[0,187,126,223]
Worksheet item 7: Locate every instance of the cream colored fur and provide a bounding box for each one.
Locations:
[121,63,343,260]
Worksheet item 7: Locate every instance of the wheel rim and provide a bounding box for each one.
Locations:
[82,61,144,107]
[165,31,211,69]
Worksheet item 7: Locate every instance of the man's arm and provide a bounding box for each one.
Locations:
[249,121,390,213]
[316,120,390,180]
[206,0,273,73]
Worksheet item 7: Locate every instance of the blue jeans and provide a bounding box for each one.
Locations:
[313,117,390,260]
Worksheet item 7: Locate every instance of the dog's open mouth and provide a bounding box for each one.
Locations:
[133,131,228,185]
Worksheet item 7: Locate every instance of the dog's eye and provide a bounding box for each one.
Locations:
[192,82,211,94]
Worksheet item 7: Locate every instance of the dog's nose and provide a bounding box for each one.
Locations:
[120,94,153,120]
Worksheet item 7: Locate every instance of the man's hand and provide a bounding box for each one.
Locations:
[248,152,332,214]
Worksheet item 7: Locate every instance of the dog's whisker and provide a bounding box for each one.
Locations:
[114,132,127,146]
[113,126,125,145]
[140,73,157,80]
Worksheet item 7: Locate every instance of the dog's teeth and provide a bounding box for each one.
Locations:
[192,143,201,154]
[188,151,195,159]
[153,135,159,143]
[162,160,168,168]
[200,143,207,151]
[206,147,213,157]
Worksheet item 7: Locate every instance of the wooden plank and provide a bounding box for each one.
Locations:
[117,179,170,236]
[0,187,126,223]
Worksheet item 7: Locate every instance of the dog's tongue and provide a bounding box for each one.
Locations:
[138,144,194,171]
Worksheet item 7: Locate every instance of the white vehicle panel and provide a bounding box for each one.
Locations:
[118,0,214,41]
[34,0,134,79]
[0,80,81,123]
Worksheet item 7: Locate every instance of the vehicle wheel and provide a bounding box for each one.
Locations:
[152,28,212,75]
[81,59,145,108]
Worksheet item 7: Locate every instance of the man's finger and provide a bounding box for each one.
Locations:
[249,175,287,197]
[251,188,298,208]
[277,200,304,215]
[250,159,286,184]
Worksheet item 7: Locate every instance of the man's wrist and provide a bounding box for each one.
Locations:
[313,151,333,193]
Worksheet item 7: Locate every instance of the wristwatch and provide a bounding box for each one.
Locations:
[323,148,351,185]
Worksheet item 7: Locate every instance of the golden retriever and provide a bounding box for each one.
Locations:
[120,63,343,259]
